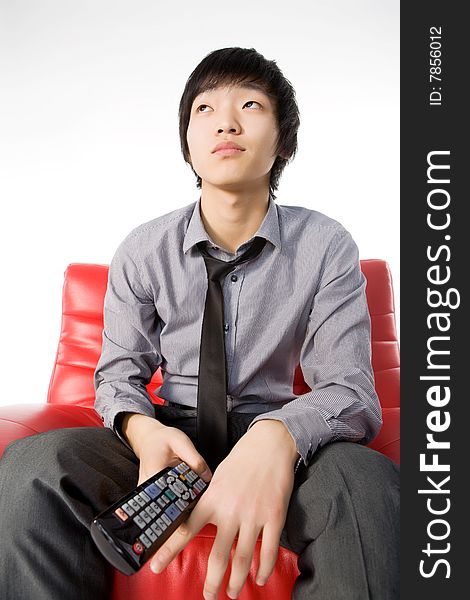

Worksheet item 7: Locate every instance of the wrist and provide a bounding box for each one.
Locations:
[121,412,166,457]
[250,419,300,469]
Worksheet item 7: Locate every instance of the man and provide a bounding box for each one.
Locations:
[0,47,399,600]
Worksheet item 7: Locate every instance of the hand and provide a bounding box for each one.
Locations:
[149,419,298,600]
[120,413,213,486]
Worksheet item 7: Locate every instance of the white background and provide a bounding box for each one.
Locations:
[0,0,399,407]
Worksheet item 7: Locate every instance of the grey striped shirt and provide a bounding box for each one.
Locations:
[93,196,382,467]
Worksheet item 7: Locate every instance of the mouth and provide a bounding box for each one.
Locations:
[212,141,246,154]
[213,148,244,156]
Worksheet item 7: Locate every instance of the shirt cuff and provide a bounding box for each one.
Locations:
[112,412,135,452]
[247,406,334,469]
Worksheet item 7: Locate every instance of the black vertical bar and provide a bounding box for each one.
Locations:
[401,3,466,597]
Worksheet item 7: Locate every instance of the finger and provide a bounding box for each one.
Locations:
[138,452,211,487]
[203,524,238,600]
[171,434,213,483]
[150,499,209,573]
[226,522,261,599]
[137,451,190,486]
[255,522,282,586]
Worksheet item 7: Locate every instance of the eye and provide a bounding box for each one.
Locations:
[196,104,211,113]
[195,100,262,113]
[244,100,262,109]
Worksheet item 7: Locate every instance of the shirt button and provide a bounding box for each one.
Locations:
[306,442,313,460]
[230,274,238,282]
[224,323,229,332]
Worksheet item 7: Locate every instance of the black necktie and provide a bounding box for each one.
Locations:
[196,236,267,473]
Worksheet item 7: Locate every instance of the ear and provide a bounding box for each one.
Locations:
[277,143,290,161]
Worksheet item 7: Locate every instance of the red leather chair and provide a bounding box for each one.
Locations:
[0,259,400,599]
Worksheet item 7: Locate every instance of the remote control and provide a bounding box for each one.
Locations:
[90,461,208,575]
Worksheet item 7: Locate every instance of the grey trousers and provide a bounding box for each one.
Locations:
[0,406,400,599]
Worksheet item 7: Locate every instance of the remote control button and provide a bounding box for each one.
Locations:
[140,509,152,524]
[145,527,157,542]
[134,494,146,508]
[146,504,157,518]
[139,491,151,503]
[121,502,135,516]
[139,534,152,549]
[165,503,181,521]
[189,488,197,500]
[182,491,190,500]
[150,501,161,515]
[171,468,180,475]
[165,489,176,501]
[156,477,167,490]
[157,497,167,509]
[185,471,197,483]
[171,480,186,496]
[166,475,176,484]
[151,522,163,536]
[175,498,189,511]
[194,480,206,492]
[129,498,140,511]
[114,508,129,522]
[133,515,147,529]
[133,541,145,555]
[156,517,167,531]
[144,483,160,499]
[161,513,172,527]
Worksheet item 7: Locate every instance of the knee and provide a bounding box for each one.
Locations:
[1,430,70,487]
[4,428,71,463]
[308,442,400,506]
[1,428,108,490]
[316,441,398,477]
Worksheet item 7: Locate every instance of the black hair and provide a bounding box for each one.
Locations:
[178,47,300,202]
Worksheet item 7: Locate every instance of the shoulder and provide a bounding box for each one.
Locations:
[125,201,194,242]
[115,201,195,255]
[276,202,352,247]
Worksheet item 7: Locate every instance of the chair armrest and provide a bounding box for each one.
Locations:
[0,404,103,457]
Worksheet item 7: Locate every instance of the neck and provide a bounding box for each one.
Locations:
[199,183,270,254]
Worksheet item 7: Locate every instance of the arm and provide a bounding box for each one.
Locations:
[247,228,383,467]
[149,233,390,598]
[93,232,164,446]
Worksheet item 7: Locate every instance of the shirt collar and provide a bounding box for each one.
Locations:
[183,195,281,255]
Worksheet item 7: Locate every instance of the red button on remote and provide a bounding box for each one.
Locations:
[133,541,144,555]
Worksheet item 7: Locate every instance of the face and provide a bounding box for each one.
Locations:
[186,84,282,193]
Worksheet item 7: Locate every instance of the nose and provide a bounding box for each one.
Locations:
[218,125,239,134]
[216,109,241,134]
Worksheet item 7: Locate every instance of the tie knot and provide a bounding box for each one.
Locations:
[196,237,267,282]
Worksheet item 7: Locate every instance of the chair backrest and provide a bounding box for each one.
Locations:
[47,260,400,412]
